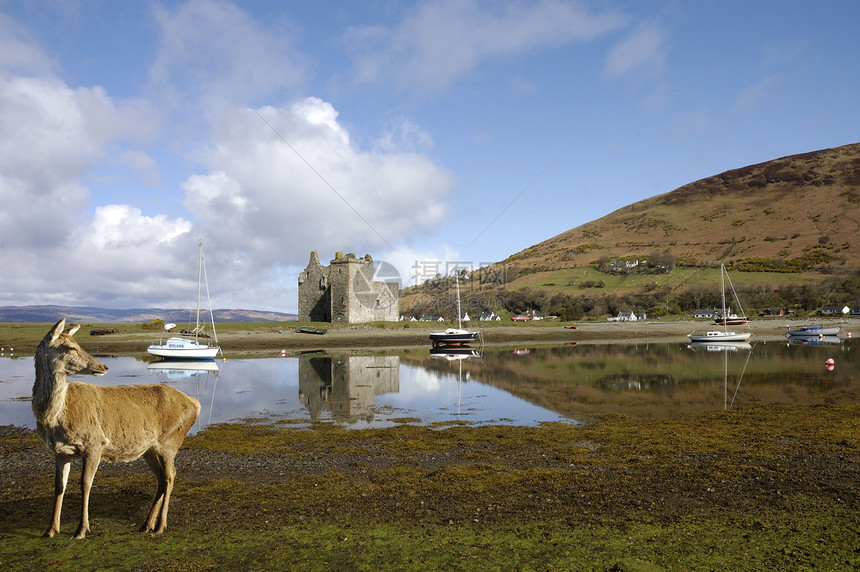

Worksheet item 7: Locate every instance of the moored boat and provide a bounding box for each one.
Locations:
[147,336,220,360]
[430,328,479,346]
[688,330,752,343]
[714,314,750,326]
[430,273,479,347]
[786,324,841,337]
[147,241,222,360]
[689,264,753,344]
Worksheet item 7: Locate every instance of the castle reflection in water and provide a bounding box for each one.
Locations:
[298,355,399,423]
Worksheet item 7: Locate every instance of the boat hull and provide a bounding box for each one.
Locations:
[147,337,220,360]
[786,325,841,337]
[713,317,749,326]
[430,329,479,346]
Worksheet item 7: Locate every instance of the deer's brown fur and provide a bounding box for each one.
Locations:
[32,318,200,539]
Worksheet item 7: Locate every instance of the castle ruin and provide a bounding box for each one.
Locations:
[298,251,399,323]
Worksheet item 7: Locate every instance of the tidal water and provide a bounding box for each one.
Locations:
[1,338,856,433]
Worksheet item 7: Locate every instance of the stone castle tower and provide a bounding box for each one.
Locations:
[298,251,399,323]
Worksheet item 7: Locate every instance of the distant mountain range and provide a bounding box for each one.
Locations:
[0,305,296,323]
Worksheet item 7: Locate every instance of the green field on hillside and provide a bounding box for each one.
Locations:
[506,266,818,294]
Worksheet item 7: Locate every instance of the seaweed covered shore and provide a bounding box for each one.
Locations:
[1,404,858,570]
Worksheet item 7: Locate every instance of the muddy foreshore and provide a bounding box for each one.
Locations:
[6,317,852,357]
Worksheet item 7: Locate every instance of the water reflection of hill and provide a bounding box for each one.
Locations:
[409,341,857,419]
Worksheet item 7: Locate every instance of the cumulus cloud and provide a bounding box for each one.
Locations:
[176,97,457,309]
[345,0,625,92]
[0,16,184,307]
[0,71,161,251]
[0,12,56,75]
[731,76,778,115]
[0,2,459,312]
[149,0,306,107]
[605,23,666,78]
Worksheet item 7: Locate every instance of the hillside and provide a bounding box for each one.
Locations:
[507,142,860,273]
[400,143,860,318]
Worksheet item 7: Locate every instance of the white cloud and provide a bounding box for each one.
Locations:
[731,76,778,115]
[149,0,306,108]
[0,71,159,250]
[374,118,434,153]
[0,12,56,75]
[119,150,161,186]
[605,23,666,78]
[0,21,182,307]
[168,97,457,309]
[345,0,626,92]
[669,108,712,140]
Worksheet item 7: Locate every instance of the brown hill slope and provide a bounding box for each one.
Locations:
[506,142,860,272]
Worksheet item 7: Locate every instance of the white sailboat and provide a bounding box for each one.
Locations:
[147,241,222,360]
[689,264,752,343]
[430,273,479,347]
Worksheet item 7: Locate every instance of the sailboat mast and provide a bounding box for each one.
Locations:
[456,273,462,330]
[720,264,727,331]
[201,245,219,345]
[196,240,203,341]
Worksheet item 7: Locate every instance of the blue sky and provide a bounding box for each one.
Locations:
[1,0,858,313]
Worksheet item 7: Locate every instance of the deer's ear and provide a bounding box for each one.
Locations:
[67,324,81,337]
[48,318,66,342]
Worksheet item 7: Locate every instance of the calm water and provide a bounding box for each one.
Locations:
[1,338,856,432]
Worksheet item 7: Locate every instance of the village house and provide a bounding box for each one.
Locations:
[608,311,646,322]
[820,305,850,315]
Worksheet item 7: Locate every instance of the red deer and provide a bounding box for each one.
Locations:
[32,318,200,538]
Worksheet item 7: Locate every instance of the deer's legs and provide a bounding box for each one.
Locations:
[73,448,102,539]
[43,455,71,537]
[141,450,172,534]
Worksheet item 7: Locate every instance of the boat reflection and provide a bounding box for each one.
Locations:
[787,335,843,346]
[147,360,220,379]
[147,359,221,430]
[688,341,752,352]
[430,347,481,360]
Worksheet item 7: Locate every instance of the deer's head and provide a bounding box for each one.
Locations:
[39,318,109,377]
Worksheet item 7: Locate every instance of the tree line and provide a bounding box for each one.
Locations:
[403,268,860,321]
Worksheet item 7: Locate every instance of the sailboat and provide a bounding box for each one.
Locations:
[689,264,752,343]
[147,241,222,360]
[429,273,479,347]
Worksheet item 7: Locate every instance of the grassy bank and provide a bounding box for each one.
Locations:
[1,405,858,570]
